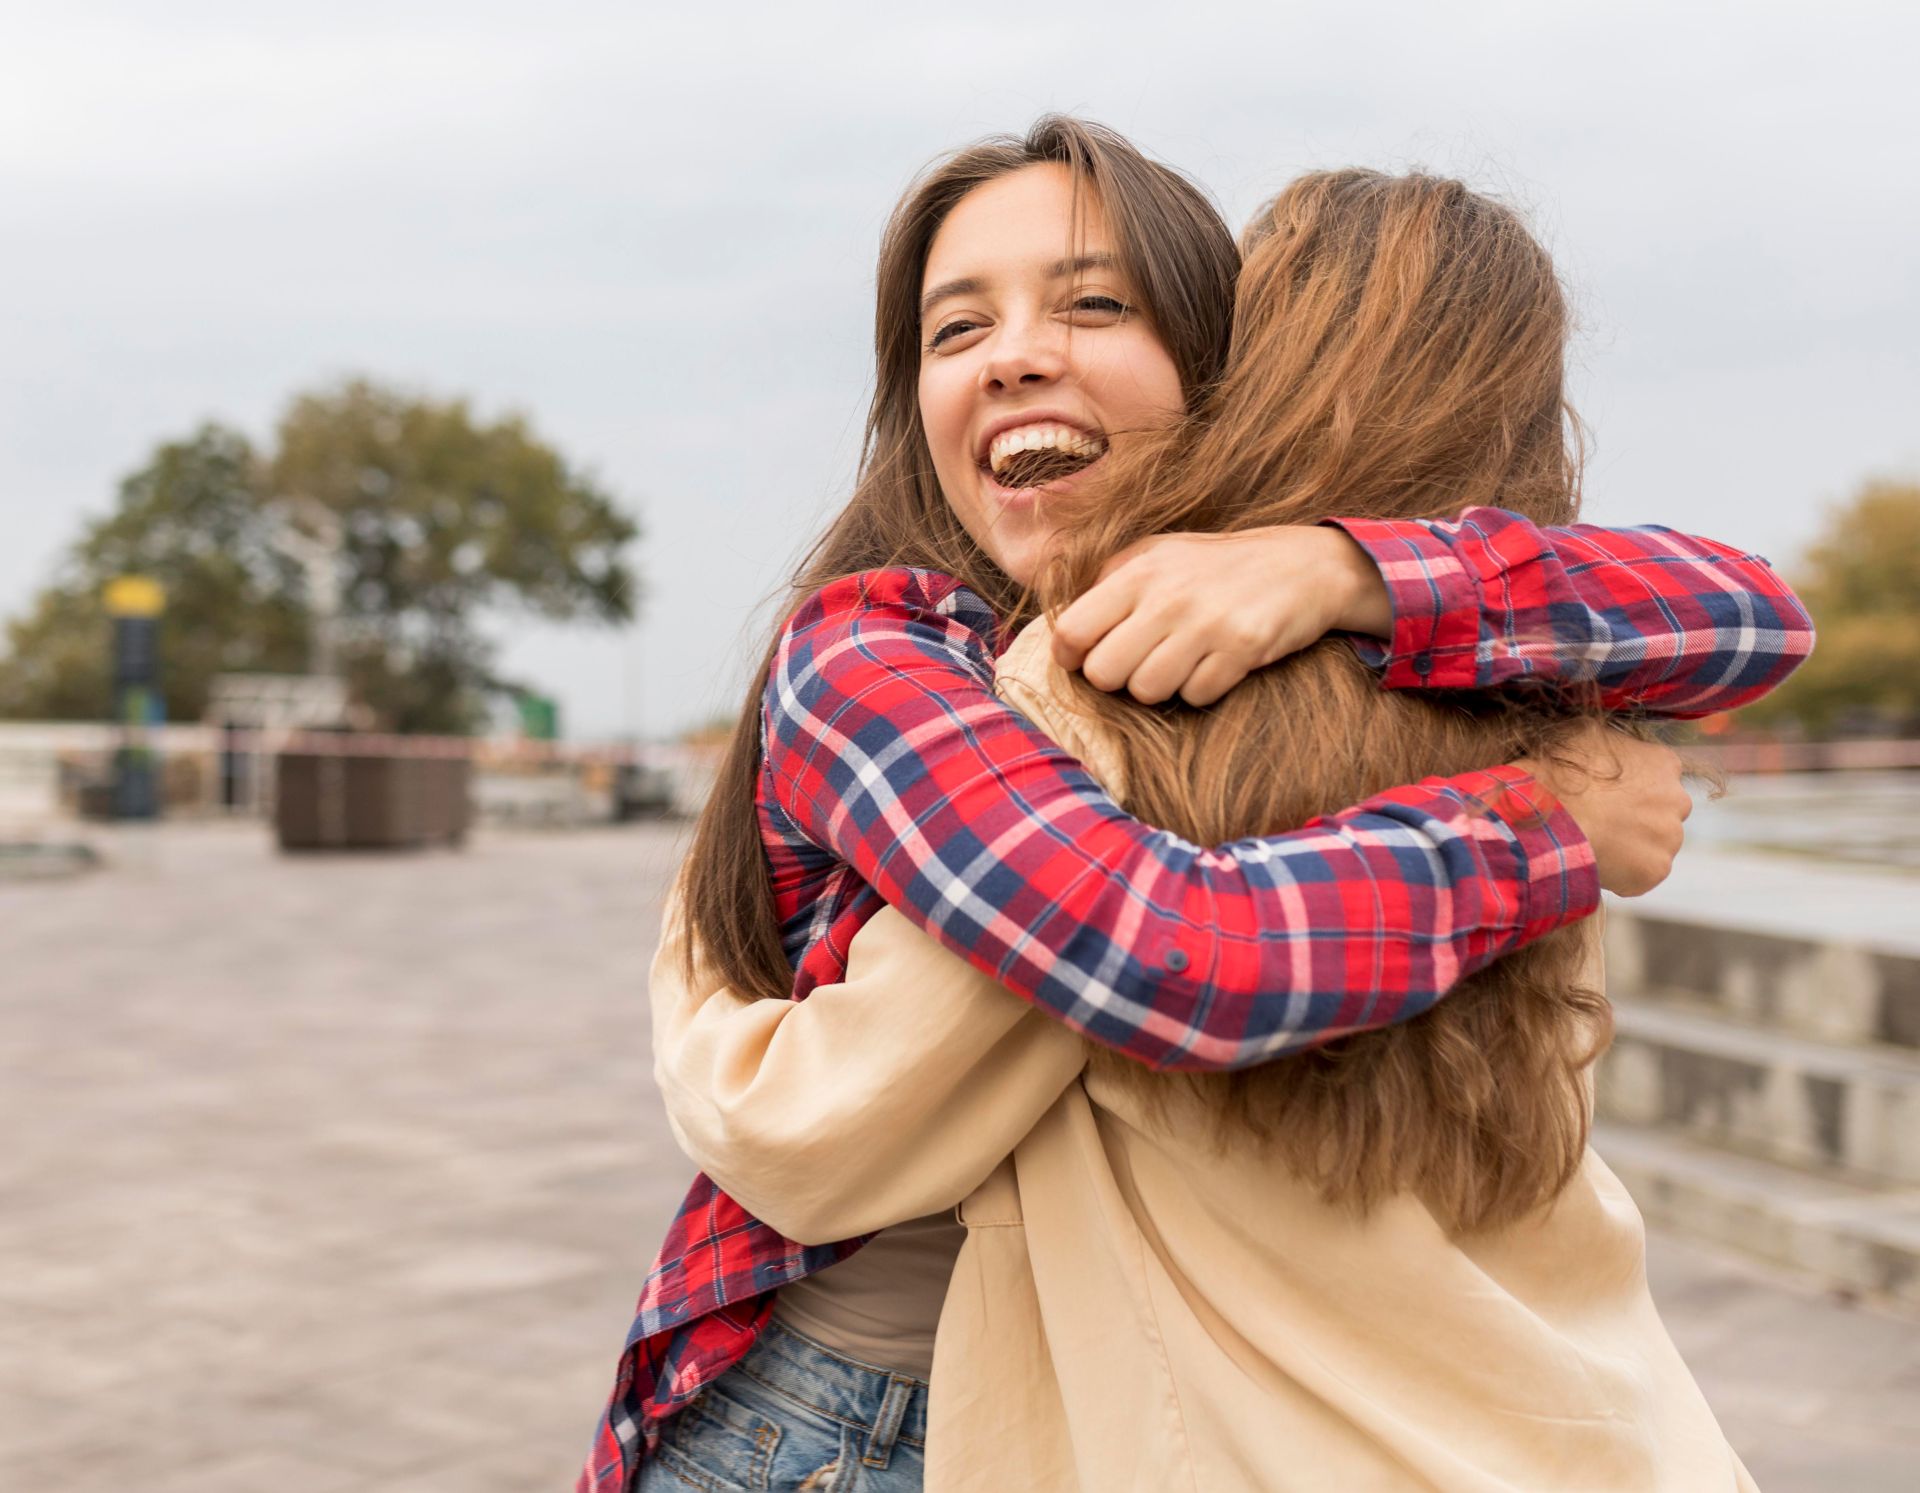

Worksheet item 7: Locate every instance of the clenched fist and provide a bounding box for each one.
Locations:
[1051,524,1393,706]
[1518,721,1692,897]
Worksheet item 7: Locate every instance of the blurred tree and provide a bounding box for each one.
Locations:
[271,381,638,731]
[1739,478,1920,736]
[0,425,309,723]
[0,381,640,732]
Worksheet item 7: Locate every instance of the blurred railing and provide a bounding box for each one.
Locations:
[1685,737,1920,774]
[0,721,719,830]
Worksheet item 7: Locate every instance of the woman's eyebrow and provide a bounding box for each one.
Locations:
[1049,252,1120,279]
[919,277,983,320]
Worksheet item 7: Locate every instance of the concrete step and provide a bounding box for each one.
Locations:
[1603,905,1920,1052]
[1595,998,1920,1184]
[1594,1120,1920,1309]
[1617,845,1920,958]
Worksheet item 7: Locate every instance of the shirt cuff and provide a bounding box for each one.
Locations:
[1450,764,1601,941]
[1324,516,1484,689]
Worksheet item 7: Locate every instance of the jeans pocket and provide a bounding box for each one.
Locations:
[651,1386,783,1492]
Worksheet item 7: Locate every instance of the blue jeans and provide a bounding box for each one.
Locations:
[638,1319,929,1492]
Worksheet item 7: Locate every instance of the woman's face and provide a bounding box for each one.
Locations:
[918,164,1185,586]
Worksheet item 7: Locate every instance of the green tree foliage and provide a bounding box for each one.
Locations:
[270,381,638,731]
[0,381,639,732]
[1740,478,1920,736]
[0,425,310,723]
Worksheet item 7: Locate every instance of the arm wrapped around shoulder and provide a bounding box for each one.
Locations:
[651,889,1084,1246]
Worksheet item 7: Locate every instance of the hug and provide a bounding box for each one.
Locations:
[582,116,1811,1493]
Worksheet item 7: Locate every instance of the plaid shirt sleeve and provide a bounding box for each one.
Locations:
[763,569,1598,1073]
[1328,508,1815,716]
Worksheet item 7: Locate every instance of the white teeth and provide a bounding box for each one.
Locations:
[986,422,1107,476]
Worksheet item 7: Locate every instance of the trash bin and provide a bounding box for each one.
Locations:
[417,755,472,847]
[275,749,470,851]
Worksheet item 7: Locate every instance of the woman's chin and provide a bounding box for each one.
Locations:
[966,452,1111,581]
[972,506,1056,586]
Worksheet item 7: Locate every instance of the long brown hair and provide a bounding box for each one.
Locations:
[681,117,1239,1004]
[1043,170,1609,1233]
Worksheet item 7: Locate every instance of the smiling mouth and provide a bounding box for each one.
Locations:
[992,447,1100,489]
[981,425,1109,492]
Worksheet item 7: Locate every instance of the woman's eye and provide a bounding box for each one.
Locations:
[1071,295,1129,318]
[927,319,980,351]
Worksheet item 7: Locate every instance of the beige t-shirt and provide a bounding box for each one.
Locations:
[653,617,1757,1492]
[771,1210,963,1379]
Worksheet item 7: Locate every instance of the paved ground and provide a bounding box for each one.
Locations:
[3,820,1916,1492]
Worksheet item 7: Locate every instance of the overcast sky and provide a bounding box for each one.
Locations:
[4,2,1916,739]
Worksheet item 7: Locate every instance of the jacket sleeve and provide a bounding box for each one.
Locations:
[1328,508,1815,716]
[762,570,1599,1073]
[653,889,1085,1246]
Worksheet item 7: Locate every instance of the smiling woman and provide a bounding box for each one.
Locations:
[579,117,1810,1493]
[915,165,1185,587]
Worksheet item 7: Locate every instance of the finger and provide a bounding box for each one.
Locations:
[1080,608,1175,694]
[1052,569,1147,671]
[1125,631,1213,705]
[1178,651,1250,708]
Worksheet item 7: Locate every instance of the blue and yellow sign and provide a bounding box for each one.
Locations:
[103,575,166,618]
[104,576,166,819]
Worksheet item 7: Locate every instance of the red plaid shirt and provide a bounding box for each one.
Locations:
[579,509,1812,1490]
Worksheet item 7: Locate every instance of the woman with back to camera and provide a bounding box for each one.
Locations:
[582,119,1810,1493]
[648,160,1777,1491]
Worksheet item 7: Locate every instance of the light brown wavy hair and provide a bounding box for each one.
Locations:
[680,117,1239,1007]
[1044,170,1612,1233]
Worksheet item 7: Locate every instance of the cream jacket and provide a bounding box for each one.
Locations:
[653,620,1757,1493]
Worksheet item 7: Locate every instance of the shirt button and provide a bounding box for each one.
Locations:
[1164,948,1190,973]
[1413,653,1433,677]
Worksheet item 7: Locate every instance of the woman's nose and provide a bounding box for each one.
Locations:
[978,320,1068,392]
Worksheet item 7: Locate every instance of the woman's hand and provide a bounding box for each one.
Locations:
[1518,722,1692,897]
[1050,525,1394,706]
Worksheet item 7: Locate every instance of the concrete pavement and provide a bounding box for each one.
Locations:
[2,820,1914,1491]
